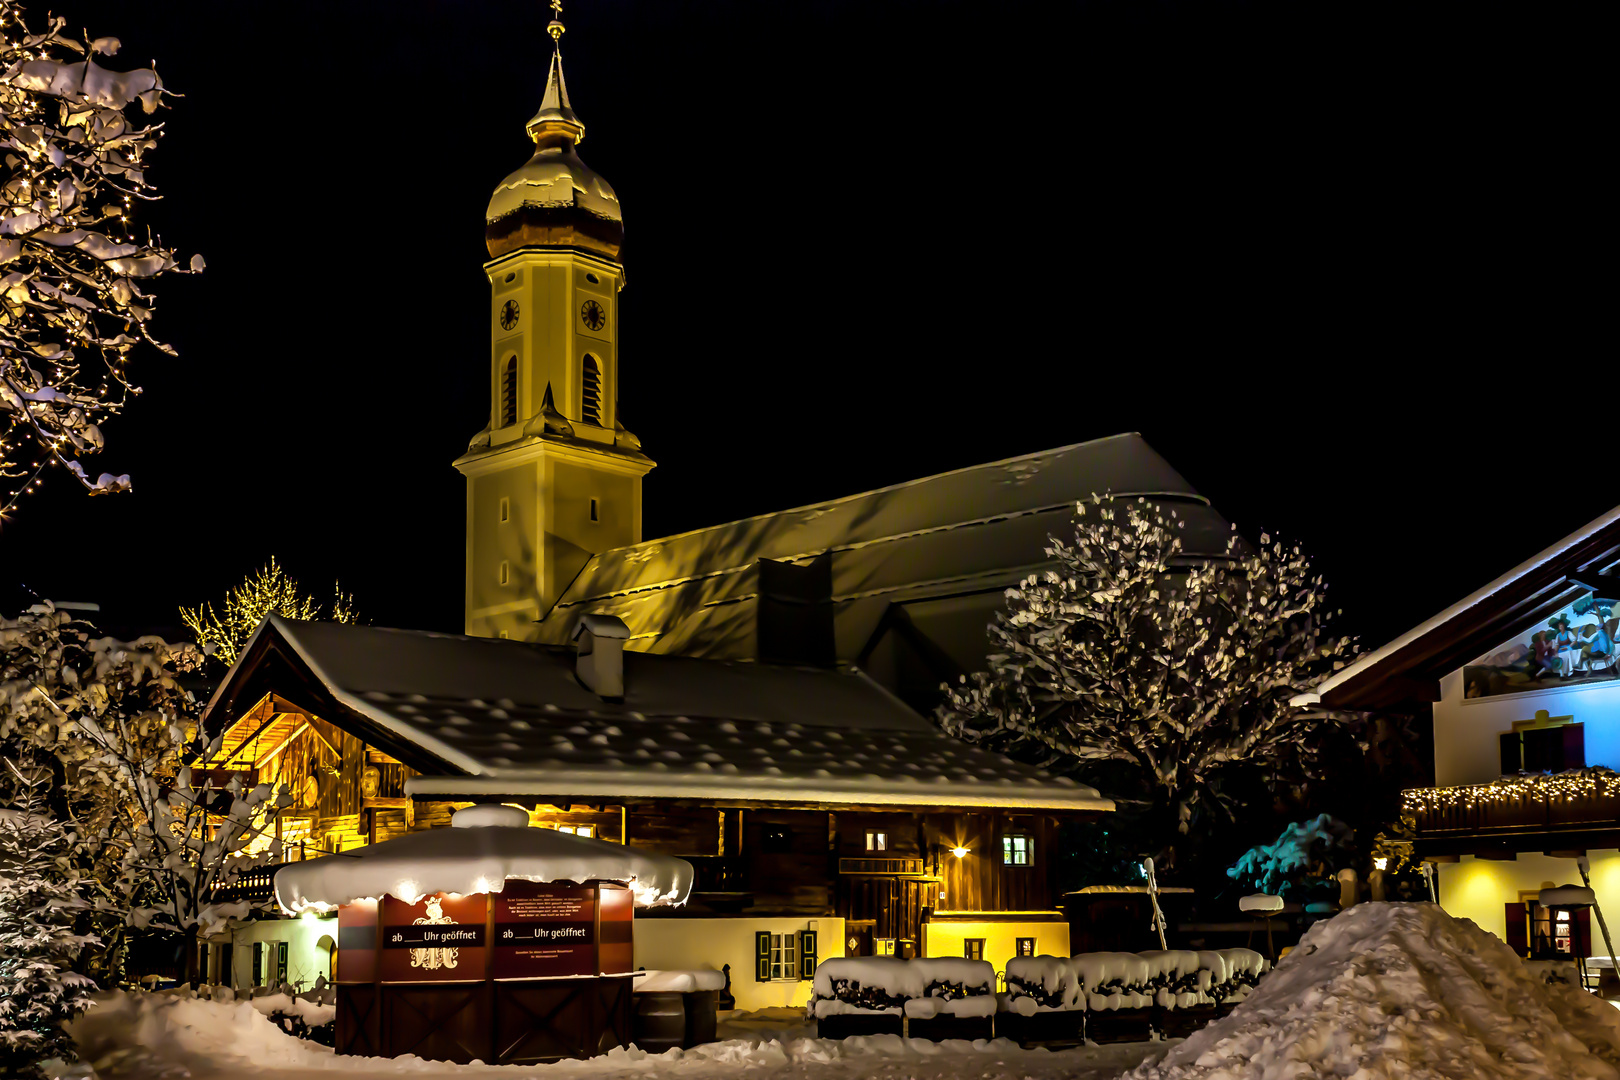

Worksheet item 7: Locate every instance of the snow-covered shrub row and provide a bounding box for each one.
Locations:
[810,957,994,1020]
[1001,949,1269,1014]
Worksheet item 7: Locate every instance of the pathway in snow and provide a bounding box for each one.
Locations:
[68,994,1168,1080]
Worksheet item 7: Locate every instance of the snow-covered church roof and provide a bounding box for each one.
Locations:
[203,616,1111,812]
[532,434,1232,701]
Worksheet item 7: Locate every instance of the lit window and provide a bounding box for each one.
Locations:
[590,498,599,522]
[964,938,985,961]
[1016,937,1036,957]
[557,825,595,839]
[581,355,603,425]
[1002,834,1034,866]
[498,560,510,586]
[770,932,798,980]
[500,357,518,428]
[499,497,510,523]
[865,830,886,852]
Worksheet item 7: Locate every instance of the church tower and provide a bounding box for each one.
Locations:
[455,9,652,641]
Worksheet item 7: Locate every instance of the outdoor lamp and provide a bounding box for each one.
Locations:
[951,846,970,859]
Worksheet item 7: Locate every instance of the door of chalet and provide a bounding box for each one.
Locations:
[837,876,930,957]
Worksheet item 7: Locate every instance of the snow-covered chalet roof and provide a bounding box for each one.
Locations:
[202,616,1112,812]
[1295,503,1620,709]
[274,805,693,913]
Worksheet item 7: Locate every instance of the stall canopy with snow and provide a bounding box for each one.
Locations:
[273,804,693,1064]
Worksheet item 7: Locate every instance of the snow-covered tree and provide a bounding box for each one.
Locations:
[180,556,358,666]
[76,710,290,985]
[939,496,1361,845]
[0,604,288,986]
[0,773,97,1080]
[0,2,201,515]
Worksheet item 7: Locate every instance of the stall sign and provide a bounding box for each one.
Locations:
[491,883,597,978]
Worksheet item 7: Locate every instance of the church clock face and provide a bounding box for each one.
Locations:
[499,299,520,331]
[580,299,606,332]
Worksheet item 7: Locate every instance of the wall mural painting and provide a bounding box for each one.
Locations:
[1465,593,1620,698]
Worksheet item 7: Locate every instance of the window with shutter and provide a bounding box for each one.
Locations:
[252,942,264,986]
[799,930,818,979]
[277,941,289,985]
[755,931,771,982]
[1505,903,1529,957]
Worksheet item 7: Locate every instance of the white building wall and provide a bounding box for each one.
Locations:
[633,917,844,1012]
[1433,669,1620,787]
[223,915,337,991]
[1439,851,1620,954]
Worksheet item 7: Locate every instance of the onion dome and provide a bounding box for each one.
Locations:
[486,49,622,262]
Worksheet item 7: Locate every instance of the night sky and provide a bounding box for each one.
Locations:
[1,0,1606,652]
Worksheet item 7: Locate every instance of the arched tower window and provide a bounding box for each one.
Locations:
[581,355,603,426]
[500,356,518,428]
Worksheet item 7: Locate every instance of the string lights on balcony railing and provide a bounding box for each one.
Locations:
[1402,767,1620,813]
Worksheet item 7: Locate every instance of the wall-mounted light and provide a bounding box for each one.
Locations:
[951,846,970,859]
[1372,857,1388,871]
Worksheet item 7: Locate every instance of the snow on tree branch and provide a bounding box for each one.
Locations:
[939,495,1362,838]
[0,780,97,1079]
[0,2,201,516]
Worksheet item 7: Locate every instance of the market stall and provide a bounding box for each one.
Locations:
[273,804,693,1064]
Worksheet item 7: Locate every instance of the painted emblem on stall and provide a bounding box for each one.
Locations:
[410,897,460,970]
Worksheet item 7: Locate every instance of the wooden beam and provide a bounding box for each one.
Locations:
[366,749,403,765]
[253,722,310,770]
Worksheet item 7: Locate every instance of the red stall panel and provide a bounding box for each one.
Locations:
[379,893,489,982]
[598,884,634,975]
[336,899,379,984]
[491,881,597,979]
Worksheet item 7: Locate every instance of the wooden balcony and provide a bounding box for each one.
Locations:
[685,855,746,895]
[1406,770,1620,854]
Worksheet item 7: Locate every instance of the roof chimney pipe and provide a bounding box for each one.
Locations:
[573,613,630,701]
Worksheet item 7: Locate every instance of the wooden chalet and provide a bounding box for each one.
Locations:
[201,615,1111,1009]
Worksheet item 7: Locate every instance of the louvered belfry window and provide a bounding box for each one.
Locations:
[500,357,518,427]
[581,355,603,426]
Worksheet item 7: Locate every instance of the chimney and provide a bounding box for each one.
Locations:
[573,613,630,700]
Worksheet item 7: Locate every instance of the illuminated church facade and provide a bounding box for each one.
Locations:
[198,27,1231,1007]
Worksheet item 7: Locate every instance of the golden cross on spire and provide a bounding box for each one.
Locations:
[548,0,565,42]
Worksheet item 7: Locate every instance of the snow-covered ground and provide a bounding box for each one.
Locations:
[1135,902,1620,1079]
[66,994,1170,1080]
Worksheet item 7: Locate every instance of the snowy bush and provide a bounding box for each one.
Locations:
[0,0,201,512]
[0,783,97,1079]
[940,496,1360,844]
[1227,814,1355,898]
[0,604,288,986]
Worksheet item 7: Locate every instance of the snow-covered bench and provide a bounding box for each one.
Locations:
[810,957,911,1038]
[811,957,995,1040]
[997,948,1272,1044]
[902,958,996,1041]
[630,970,726,1052]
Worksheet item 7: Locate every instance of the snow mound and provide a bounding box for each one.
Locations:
[69,990,335,1074]
[1135,902,1620,1080]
